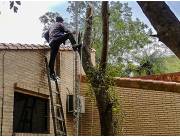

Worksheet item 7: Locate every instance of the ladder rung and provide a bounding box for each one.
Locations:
[45,57,67,135]
[56,130,66,135]
[54,104,62,107]
[53,91,60,94]
[56,116,64,121]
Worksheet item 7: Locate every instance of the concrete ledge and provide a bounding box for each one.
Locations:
[13,132,50,136]
[114,78,180,93]
[14,83,49,99]
[132,72,180,82]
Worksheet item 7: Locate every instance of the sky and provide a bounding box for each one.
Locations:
[0,1,179,44]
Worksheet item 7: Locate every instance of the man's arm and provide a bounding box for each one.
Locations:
[43,30,49,43]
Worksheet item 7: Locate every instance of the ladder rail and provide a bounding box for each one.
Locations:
[44,57,58,135]
[55,80,67,134]
[45,57,67,136]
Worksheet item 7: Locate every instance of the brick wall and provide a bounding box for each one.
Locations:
[0,49,53,135]
[80,76,180,135]
[58,50,95,135]
[0,45,96,136]
[0,43,180,135]
[117,87,180,135]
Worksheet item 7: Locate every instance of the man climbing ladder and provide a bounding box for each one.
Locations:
[44,16,82,81]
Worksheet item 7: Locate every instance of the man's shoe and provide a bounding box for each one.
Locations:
[72,44,82,51]
[50,73,60,81]
[50,73,56,81]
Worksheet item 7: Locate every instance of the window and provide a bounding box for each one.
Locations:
[13,92,49,133]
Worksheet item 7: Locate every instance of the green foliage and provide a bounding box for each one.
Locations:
[106,64,125,77]
[84,64,124,134]
[108,2,151,64]
[67,1,87,30]
[91,2,152,71]
[161,55,180,73]
[88,2,154,78]
[134,56,166,76]
[86,64,122,111]
[133,50,180,76]
[131,42,170,76]
[67,1,101,31]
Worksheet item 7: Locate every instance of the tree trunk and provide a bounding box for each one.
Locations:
[99,103,113,135]
[81,2,116,135]
[100,1,109,71]
[137,1,180,58]
[92,83,114,136]
[96,2,116,135]
[86,68,117,136]
[80,2,95,74]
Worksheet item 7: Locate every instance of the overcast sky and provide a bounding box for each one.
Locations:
[0,1,179,44]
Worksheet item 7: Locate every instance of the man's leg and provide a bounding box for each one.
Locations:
[60,33,76,45]
[61,33,81,51]
[49,42,60,76]
[66,33,76,45]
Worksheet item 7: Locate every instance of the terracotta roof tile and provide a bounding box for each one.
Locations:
[0,43,95,52]
[25,44,34,49]
[0,43,8,49]
[8,44,18,49]
[0,43,51,50]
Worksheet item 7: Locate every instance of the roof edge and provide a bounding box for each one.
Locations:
[0,43,96,52]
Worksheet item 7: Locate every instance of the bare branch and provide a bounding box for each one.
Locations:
[80,2,95,76]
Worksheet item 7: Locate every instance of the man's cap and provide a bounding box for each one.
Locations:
[56,16,64,22]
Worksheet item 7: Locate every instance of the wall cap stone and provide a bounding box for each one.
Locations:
[81,75,180,93]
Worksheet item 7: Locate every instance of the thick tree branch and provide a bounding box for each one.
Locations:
[80,3,95,76]
[100,1,109,71]
[138,1,180,58]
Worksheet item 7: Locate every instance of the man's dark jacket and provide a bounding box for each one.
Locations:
[44,22,70,45]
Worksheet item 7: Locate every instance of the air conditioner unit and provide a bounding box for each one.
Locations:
[79,96,85,113]
[67,95,85,113]
[67,95,74,113]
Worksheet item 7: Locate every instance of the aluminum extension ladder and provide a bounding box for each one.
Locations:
[45,57,67,136]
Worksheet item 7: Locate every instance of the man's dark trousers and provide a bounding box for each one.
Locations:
[49,33,76,75]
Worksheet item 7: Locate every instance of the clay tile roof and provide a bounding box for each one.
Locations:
[16,43,25,49]
[59,44,72,51]
[0,43,51,50]
[0,43,95,52]
[25,44,34,49]
[2,43,8,49]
